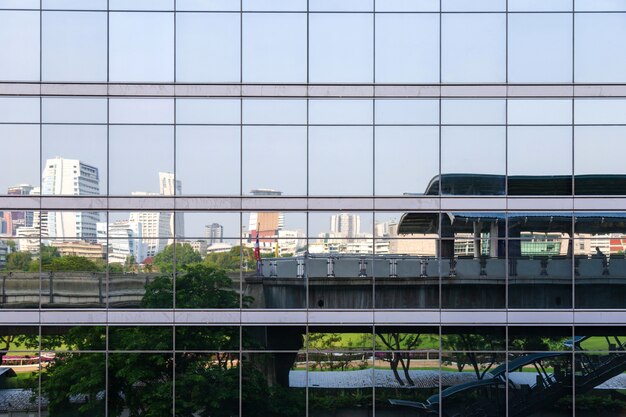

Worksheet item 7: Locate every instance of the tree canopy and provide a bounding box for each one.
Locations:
[152,243,202,273]
[37,260,302,416]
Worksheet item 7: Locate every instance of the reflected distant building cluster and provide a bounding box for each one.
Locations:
[0,159,187,266]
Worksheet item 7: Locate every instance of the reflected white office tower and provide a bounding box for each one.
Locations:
[159,172,184,238]
[205,223,224,245]
[96,221,146,264]
[41,157,100,241]
[330,213,361,238]
[129,205,170,258]
[129,173,183,257]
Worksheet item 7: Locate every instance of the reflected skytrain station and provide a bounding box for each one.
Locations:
[3,0,626,416]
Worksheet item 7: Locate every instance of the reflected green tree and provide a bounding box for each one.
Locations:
[205,246,255,273]
[4,251,32,271]
[152,243,202,273]
[40,262,301,417]
[443,333,503,380]
[376,332,421,386]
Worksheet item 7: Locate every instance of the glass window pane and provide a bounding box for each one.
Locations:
[110,99,174,124]
[43,0,107,9]
[0,125,40,195]
[575,13,626,83]
[176,352,240,416]
[109,126,174,195]
[375,99,439,125]
[109,354,173,416]
[176,0,239,11]
[309,127,373,195]
[508,13,572,83]
[508,127,572,178]
[42,238,107,307]
[442,100,506,125]
[109,12,174,82]
[375,13,439,83]
[242,126,306,195]
[40,352,105,415]
[176,12,240,83]
[573,216,626,308]
[575,99,626,125]
[509,0,572,11]
[43,97,107,124]
[0,11,39,81]
[0,97,39,123]
[443,0,505,11]
[42,125,107,195]
[42,11,107,82]
[508,99,572,125]
[309,212,373,238]
[0,0,38,8]
[441,127,506,195]
[242,13,306,83]
[310,13,373,83]
[110,0,173,10]
[182,213,241,239]
[243,0,306,11]
[242,212,306,247]
[176,99,240,125]
[576,0,626,11]
[176,126,240,195]
[575,126,626,195]
[442,13,506,83]
[376,0,439,11]
[375,126,439,196]
[310,0,372,11]
[243,99,306,125]
[309,100,372,125]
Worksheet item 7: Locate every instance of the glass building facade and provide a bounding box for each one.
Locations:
[1,1,626,416]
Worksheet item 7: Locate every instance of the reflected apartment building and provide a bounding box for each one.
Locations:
[2,1,626,417]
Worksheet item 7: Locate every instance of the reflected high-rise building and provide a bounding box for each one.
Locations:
[130,172,183,257]
[159,172,184,238]
[6,184,34,236]
[41,157,100,241]
[96,220,146,264]
[204,223,224,245]
[330,213,361,238]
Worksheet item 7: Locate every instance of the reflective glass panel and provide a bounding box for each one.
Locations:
[508,13,573,83]
[575,126,626,195]
[310,13,373,83]
[375,13,439,83]
[309,127,373,196]
[109,12,174,82]
[42,11,107,82]
[242,13,307,83]
[575,13,626,83]
[109,126,174,195]
[441,127,506,195]
[0,11,40,81]
[42,125,107,195]
[0,125,40,195]
[242,126,306,196]
[177,12,240,83]
[442,13,506,83]
[375,126,439,196]
[177,126,240,196]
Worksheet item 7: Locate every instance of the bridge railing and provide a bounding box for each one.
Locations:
[256,255,621,280]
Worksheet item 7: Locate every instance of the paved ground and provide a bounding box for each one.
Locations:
[290,369,626,389]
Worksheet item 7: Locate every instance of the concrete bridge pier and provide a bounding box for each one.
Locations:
[246,326,305,387]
